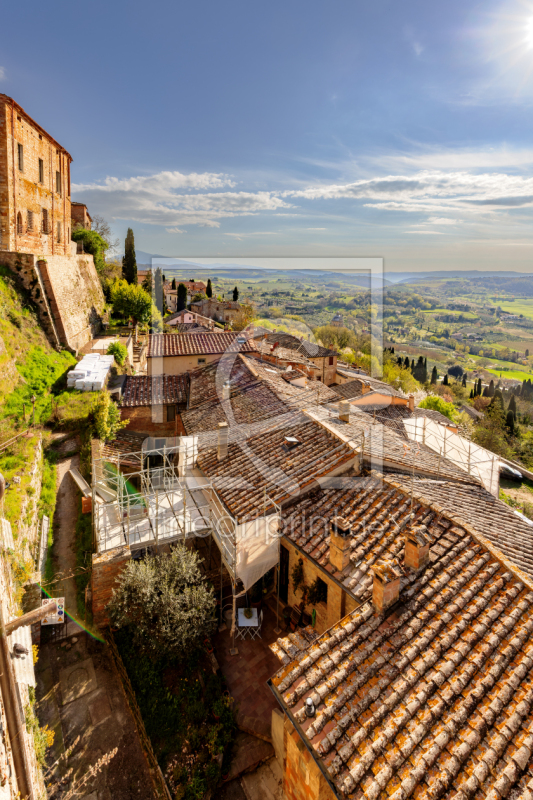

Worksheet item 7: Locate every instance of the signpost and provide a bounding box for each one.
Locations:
[41,598,65,625]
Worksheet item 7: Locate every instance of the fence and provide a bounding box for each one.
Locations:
[104,630,173,800]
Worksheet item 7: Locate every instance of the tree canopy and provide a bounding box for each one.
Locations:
[418,395,457,422]
[93,391,128,441]
[206,279,213,298]
[177,283,187,312]
[107,545,216,657]
[233,286,239,301]
[71,228,109,273]
[110,280,153,328]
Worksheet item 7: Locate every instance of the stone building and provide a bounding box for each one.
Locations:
[0,95,105,351]
[71,201,92,230]
[0,94,73,255]
[190,297,243,325]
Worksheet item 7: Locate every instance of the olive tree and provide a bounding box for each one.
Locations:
[107,545,216,658]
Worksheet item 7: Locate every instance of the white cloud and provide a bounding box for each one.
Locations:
[0,67,6,82]
[73,169,291,228]
[403,26,424,58]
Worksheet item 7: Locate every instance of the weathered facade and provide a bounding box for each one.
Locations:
[71,201,92,230]
[0,95,105,351]
[0,94,72,255]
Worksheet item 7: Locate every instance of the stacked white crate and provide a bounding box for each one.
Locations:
[67,354,115,392]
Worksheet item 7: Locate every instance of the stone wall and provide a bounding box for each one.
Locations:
[282,539,346,635]
[0,249,105,352]
[91,545,131,629]
[283,716,335,800]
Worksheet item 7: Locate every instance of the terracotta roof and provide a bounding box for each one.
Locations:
[308,406,473,483]
[333,377,406,401]
[197,419,356,521]
[264,332,337,358]
[119,375,189,407]
[147,333,256,358]
[359,404,457,438]
[166,323,212,333]
[245,357,339,406]
[255,340,317,369]
[385,473,533,580]
[271,476,533,800]
[99,430,146,468]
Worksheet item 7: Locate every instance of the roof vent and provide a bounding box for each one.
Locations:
[372,560,401,614]
[236,334,247,344]
[283,436,300,451]
[305,697,316,717]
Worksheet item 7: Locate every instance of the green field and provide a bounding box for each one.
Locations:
[496,300,533,320]
[486,368,533,381]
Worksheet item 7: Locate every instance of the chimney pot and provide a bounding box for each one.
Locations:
[404,525,430,571]
[408,394,415,412]
[217,422,229,461]
[338,399,350,423]
[329,516,352,572]
[372,560,401,613]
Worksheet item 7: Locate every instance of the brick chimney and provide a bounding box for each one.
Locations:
[222,381,230,401]
[372,560,401,613]
[404,525,430,571]
[408,394,415,412]
[338,399,350,423]
[217,422,228,461]
[361,381,371,395]
[329,516,352,572]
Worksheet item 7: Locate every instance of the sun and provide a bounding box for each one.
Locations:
[526,16,533,48]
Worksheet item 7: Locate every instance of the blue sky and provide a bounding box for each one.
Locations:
[3,0,533,270]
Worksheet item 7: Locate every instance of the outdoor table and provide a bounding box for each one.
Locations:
[236,608,258,639]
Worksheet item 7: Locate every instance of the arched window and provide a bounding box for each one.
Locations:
[16,212,22,235]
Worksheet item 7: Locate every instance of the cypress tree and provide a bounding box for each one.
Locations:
[154,267,164,314]
[122,228,137,285]
[506,410,515,434]
[411,359,415,371]
[233,286,239,301]
[171,278,176,289]
[443,374,449,386]
[477,378,482,396]
[431,366,438,384]
[206,279,213,298]
[488,379,495,398]
[470,389,474,399]
[177,283,187,312]
[462,374,467,387]
[509,394,517,419]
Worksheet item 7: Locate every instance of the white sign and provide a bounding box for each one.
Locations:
[41,597,65,625]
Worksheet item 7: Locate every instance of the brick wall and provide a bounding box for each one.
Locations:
[0,96,72,256]
[282,539,345,635]
[91,545,131,629]
[120,406,186,437]
[0,249,105,351]
[283,717,335,800]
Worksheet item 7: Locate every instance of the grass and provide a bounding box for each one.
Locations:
[486,368,533,381]
[39,448,58,586]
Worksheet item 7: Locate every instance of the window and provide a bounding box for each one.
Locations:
[328,356,334,366]
[197,358,206,365]
[166,405,176,422]
[309,577,328,606]
[16,212,22,235]
[42,209,49,234]
[38,159,44,183]
[56,171,61,195]
[27,210,34,231]
[56,221,61,243]
[17,143,23,171]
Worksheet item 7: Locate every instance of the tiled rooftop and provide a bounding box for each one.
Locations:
[271,479,533,799]
[264,332,337,358]
[119,375,189,407]
[333,376,406,401]
[197,419,356,521]
[147,332,256,358]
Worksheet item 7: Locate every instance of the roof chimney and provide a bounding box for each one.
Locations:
[222,381,230,401]
[338,399,350,423]
[217,422,228,461]
[361,381,371,395]
[408,394,415,412]
[329,516,352,572]
[372,560,401,613]
[404,525,430,571]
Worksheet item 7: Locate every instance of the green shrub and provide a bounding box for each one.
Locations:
[418,395,457,422]
[106,341,128,366]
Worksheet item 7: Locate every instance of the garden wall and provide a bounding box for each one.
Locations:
[91,545,131,629]
[0,250,105,352]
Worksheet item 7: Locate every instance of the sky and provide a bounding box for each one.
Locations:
[3,0,533,271]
